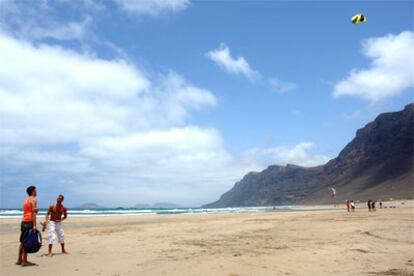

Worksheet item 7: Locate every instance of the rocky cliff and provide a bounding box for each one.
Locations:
[204,104,414,207]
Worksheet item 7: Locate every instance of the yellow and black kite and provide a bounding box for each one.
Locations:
[352,14,367,24]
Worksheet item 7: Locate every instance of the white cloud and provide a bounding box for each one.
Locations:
[0,1,93,41]
[243,142,330,168]
[0,0,190,44]
[114,0,190,16]
[206,43,259,81]
[0,32,246,207]
[0,31,325,207]
[0,33,219,146]
[269,78,298,93]
[0,33,148,145]
[207,43,298,91]
[333,31,414,102]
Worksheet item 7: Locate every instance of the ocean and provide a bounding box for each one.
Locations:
[0,206,294,218]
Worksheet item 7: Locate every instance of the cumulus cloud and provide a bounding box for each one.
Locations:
[0,33,147,145]
[207,43,298,91]
[206,43,259,81]
[0,28,323,207]
[0,32,245,207]
[0,33,220,145]
[333,31,414,102]
[114,0,190,16]
[243,142,330,168]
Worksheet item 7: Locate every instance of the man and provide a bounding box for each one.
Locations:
[17,185,38,266]
[42,194,68,256]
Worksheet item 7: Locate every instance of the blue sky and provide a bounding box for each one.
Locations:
[0,0,413,208]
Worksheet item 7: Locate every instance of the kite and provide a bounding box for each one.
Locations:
[329,187,336,199]
[352,14,367,24]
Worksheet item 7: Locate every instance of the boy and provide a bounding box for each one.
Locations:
[17,186,38,266]
[42,194,68,256]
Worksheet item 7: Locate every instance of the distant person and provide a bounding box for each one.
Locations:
[367,200,372,212]
[371,201,376,211]
[379,201,383,208]
[17,186,38,266]
[346,200,350,212]
[42,194,68,256]
[350,200,355,212]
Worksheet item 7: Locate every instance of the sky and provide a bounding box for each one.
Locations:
[0,0,413,208]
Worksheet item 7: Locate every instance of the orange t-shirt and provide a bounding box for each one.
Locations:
[22,198,33,222]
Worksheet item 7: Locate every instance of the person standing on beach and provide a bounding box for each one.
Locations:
[371,201,376,211]
[350,200,355,212]
[367,200,372,212]
[346,200,350,212]
[17,186,38,266]
[42,195,68,256]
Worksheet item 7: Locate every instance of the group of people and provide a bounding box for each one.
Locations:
[367,199,383,211]
[345,200,356,212]
[345,199,383,212]
[17,186,68,267]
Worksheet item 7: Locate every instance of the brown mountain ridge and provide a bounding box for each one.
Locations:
[204,103,414,207]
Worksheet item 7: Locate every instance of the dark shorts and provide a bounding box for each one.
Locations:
[20,221,33,243]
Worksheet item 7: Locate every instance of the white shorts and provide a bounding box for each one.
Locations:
[48,221,64,245]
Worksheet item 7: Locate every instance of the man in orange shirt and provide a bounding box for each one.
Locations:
[42,194,68,256]
[17,185,38,266]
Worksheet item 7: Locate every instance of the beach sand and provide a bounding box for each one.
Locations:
[1,202,413,276]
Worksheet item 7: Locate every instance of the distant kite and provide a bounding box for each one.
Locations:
[329,187,336,199]
[352,14,367,24]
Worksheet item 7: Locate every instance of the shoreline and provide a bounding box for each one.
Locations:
[3,199,406,219]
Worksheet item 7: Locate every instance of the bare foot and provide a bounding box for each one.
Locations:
[62,251,69,255]
[15,261,22,265]
[21,262,36,266]
[48,253,53,257]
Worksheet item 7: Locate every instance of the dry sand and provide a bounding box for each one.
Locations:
[1,201,413,276]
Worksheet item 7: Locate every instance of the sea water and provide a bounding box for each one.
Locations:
[0,206,294,218]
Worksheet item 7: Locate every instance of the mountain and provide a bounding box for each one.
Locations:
[151,202,183,208]
[132,203,152,208]
[204,104,414,207]
[75,203,105,209]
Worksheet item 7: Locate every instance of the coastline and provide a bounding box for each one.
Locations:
[1,201,413,275]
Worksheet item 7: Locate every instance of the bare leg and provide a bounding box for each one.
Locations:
[61,243,68,254]
[21,251,35,266]
[16,243,23,265]
[48,244,53,257]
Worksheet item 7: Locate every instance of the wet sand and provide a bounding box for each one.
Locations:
[1,201,413,275]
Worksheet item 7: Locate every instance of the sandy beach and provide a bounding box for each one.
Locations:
[1,202,413,276]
